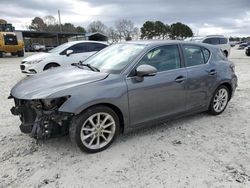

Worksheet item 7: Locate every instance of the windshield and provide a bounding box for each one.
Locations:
[82,43,146,74]
[48,42,72,53]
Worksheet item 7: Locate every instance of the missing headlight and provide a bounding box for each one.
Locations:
[40,96,70,110]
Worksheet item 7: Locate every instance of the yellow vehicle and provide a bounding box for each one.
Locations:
[0,23,24,58]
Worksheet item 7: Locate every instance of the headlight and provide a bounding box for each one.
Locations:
[26,59,42,64]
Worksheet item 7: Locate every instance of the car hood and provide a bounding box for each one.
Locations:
[11,66,109,99]
[22,52,54,62]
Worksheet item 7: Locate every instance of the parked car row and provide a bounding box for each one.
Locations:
[10,40,238,153]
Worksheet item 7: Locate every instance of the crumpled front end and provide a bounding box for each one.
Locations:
[10,96,73,140]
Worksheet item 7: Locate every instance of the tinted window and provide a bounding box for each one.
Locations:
[202,48,210,62]
[183,45,205,67]
[136,45,181,72]
[91,43,107,51]
[219,38,227,44]
[203,38,220,45]
[69,43,90,53]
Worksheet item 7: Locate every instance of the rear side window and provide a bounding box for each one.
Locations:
[91,43,107,51]
[69,43,90,53]
[203,38,220,45]
[219,38,228,44]
[202,48,210,62]
[183,45,207,67]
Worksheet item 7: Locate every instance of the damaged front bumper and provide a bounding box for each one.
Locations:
[10,96,73,140]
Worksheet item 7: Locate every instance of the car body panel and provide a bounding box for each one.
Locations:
[11,66,109,99]
[126,68,187,126]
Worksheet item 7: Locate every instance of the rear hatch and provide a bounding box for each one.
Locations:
[4,34,18,45]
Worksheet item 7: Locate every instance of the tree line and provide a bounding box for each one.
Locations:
[26,15,194,42]
[2,16,193,42]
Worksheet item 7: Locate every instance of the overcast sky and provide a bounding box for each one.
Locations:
[1,0,250,37]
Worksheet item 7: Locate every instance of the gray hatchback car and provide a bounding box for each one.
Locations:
[10,40,238,153]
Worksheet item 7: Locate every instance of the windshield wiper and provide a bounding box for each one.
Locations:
[72,62,100,72]
[82,63,100,72]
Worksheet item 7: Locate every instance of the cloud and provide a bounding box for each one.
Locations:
[0,0,249,36]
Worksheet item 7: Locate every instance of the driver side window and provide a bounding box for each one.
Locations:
[136,45,181,72]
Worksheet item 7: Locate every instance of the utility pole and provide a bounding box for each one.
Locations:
[58,10,62,32]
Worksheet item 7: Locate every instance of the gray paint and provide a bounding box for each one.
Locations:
[11,40,238,132]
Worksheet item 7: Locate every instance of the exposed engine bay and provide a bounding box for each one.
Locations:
[10,96,72,141]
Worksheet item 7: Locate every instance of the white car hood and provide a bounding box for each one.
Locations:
[22,52,56,62]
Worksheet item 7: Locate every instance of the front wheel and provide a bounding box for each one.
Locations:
[69,106,120,153]
[208,86,230,115]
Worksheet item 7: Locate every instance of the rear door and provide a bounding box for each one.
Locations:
[181,44,217,110]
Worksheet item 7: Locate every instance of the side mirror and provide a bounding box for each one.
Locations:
[136,64,157,77]
[66,49,73,56]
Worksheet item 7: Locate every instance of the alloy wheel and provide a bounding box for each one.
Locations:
[80,112,116,150]
[213,88,229,113]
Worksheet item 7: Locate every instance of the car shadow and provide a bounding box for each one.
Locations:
[41,112,209,154]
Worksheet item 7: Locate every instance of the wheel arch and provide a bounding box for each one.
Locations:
[218,82,233,100]
[43,62,60,70]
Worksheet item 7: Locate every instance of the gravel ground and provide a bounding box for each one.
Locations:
[0,48,250,188]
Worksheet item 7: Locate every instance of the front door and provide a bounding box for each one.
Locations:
[126,44,187,127]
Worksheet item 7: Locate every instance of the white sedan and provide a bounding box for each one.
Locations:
[20,41,108,75]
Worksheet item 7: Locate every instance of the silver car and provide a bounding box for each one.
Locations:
[10,40,238,153]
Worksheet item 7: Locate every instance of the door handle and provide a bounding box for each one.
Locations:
[208,69,217,76]
[175,76,186,83]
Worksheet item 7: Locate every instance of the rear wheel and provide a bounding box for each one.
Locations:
[69,105,120,153]
[0,51,3,58]
[17,50,24,57]
[224,50,228,57]
[11,52,17,56]
[44,63,60,70]
[208,86,230,115]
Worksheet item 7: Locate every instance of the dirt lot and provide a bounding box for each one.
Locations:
[0,48,250,188]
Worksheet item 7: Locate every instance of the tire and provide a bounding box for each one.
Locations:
[224,50,228,57]
[208,85,230,115]
[0,51,3,58]
[44,63,60,70]
[17,50,24,57]
[69,105,120,153]
[11,52,17,56]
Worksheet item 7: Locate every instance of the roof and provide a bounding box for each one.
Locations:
[65,40,108,45]
[15,30,84,38]
[121,39,219,50]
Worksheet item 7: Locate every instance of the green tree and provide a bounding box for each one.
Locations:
[140,21,170,39]
[140,21,155,39]
[29,17,47,31]
[76,26,86,33]
[170,22,193,39]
